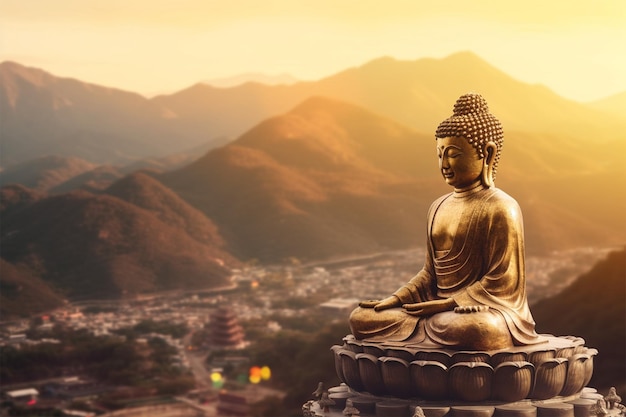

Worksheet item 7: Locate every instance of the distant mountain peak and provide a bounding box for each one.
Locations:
[442,50,484,61]
[203,72,298,88]
[0,60,44,75]
[291,95,360,113]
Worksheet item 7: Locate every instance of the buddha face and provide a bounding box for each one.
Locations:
[436,136,483,189]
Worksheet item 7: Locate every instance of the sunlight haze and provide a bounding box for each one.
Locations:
[1,0,625,101]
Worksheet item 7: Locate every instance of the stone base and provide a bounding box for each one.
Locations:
[304,386,622,417]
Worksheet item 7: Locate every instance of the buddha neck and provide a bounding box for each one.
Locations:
[453,180,486,198]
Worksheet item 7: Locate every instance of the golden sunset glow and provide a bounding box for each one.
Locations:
[1,0,625,100]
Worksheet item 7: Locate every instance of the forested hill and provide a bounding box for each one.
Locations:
[532,248,626,392]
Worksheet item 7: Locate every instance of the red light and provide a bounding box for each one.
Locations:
[27,398,37,406]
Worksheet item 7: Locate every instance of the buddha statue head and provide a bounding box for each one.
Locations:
[435,93,503,187]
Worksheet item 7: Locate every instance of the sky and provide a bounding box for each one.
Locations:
[1,0,625,102]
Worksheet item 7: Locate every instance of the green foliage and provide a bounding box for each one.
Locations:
[268,311,345,333]
[0,327,192,391]
[136,319,188,338]
[154,375,196,395]
[243,320,349,416]
[113,319,188,339]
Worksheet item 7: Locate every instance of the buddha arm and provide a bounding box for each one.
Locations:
[393,247,438,305]
[393,198,443,306]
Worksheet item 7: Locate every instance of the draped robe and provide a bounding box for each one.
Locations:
[349,187,541,350]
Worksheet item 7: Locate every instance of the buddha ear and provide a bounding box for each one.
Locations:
[481,141,497,188]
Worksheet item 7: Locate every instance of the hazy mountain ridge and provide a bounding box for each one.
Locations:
[0,155,97,192]
[203,72,298,88]
[322,53,625,138]
[0,182,238,303]
[160,97,442,261]
[104,172,231,250]
[49,165,125,194]
[0,184,46,217]
[153,51,626,146]
[161,96,623,262]
[587,91,626,119]
[0,259,66,318]
[3,52,625,169]
[0,143,213,194]
[0,61,214,167]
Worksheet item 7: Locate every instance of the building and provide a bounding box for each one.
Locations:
[4,388,39,405]
[209,307,247,349]
[43,377,108,401]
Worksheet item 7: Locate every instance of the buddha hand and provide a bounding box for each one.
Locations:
[403,298,457,316]
[359,295,401,311]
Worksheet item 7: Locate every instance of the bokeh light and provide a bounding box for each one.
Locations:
[210,371,224,388]
[248,365,271,384]
[249,366,261,384]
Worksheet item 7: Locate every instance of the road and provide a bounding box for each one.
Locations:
[182,333,212,388]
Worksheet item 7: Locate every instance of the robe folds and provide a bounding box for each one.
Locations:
[349,187,542,350]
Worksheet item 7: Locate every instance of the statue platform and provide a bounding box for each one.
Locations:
[305,385,622,417]
[329,334,597,402]
[302,334,624,417]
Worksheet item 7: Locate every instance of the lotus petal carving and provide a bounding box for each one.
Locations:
[362,342,386,357]
[410,360,448,400]
[385,346,419,362]
[490,352,527,368]
[532,358,568,400]
[345,339,363,354]
[414,350,453,367]
[528,349,556,367]
[331,335,596,401]
[560,354,589,396]
[493,361,534,402]
[330,345,347,384]
[556,347,575,358]
[380,357,411,398]
[582,348,597,387]
[452,351,490,364]
[449,362,494,402]
[339,350,364,391]
[356,353,386,395]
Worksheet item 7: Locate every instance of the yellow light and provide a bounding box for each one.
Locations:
[260,366,271,380]
[249,374,261,384]
[210,372,222,383]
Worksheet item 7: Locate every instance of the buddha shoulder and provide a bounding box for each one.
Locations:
[482,188,523,223]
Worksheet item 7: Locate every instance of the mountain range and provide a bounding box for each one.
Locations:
[160,95,624,262]
[1,173,238,309]
[203,72,298,88]
[1,52,625,314]
[3,52,625,168]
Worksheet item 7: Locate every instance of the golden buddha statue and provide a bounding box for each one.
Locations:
[349,93,543,351]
